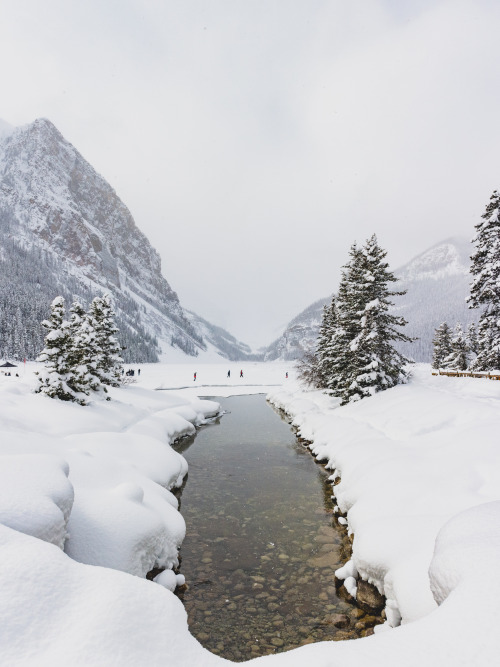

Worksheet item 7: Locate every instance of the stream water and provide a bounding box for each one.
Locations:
[173,394,378,662]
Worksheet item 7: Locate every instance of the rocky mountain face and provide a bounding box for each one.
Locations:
[264,237,479,363]
[0,118,253,362]
[263,298,328,362]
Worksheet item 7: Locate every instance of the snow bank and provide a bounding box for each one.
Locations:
[2,362,500,665]
[0,524,221,667]
[264,364,500,663]
[0,369,220,579]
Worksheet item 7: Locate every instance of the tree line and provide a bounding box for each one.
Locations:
[0,234,161,363]
[433,190,500,372]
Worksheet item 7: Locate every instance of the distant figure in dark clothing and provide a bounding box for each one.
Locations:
[138,369,141,376]
[286,372,288,378]
[227,370,230,378]
[194,372,197,381]
[240,370,243,378]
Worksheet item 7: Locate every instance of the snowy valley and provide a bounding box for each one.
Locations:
[1,116,499,666]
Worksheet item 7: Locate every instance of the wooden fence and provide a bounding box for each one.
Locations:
[432,370,500,380]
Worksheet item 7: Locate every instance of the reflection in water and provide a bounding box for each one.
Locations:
[173,394,377,662]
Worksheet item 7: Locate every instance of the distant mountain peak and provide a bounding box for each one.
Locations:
[396,236,471,282]
[0,117,255,362]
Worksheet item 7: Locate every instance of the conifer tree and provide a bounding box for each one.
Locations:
[468,190,500,370]
[432,322,453,369]
[316,296,338,387]
[441,324,470,370]
[340,235,411,404]
[325,243,365,396]
[35,297,82,402]
[88,295,124,387]
[69,300,103,399]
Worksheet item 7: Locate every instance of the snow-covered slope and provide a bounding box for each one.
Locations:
[264,298,328,362]
[393,237,478,360]
[0,118,253,362]
[264,237,478,363]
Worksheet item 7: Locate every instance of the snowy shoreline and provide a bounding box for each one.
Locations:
[269,401,387,623]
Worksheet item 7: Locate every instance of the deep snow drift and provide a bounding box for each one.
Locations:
[0,361,499,665]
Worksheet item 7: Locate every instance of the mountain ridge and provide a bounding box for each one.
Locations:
[0,117,255,362]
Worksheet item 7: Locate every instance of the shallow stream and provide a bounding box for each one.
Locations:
[173,394,378,661]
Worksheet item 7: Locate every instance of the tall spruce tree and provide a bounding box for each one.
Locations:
[69,300,103,399]
[468,190,500,370]
[325,243,365,396]
[35,297,84,402]
[339,235,411,404]
[90,295,124,387]
[316,296,338,388]
[432,322,453,369]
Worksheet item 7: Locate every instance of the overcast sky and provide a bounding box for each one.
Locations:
[2,0,500,348]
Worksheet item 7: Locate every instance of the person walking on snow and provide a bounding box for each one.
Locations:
[240,370,243,378]
[194,372,197,381]
[227,370,231,378]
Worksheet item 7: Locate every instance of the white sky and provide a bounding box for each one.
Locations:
[2,0,500,348]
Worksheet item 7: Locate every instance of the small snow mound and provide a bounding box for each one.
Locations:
[153,569,185,592]
[112,482,144,503]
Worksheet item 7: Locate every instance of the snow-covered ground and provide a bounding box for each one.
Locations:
[0,361,499,665]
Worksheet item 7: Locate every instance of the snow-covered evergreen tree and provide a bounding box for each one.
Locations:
[316,296,338,387]
[441,324,470,370]
[339,235,411,404]
[312,237,411,404]
[35,297,85,403]
[68,300,103,399]
[468,190,500,370]
[324,243,365,395]
[432,322,453,369]
[87,295,123,387]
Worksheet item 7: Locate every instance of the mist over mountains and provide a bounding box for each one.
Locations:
[264,237,478,363]
[0,118,478,366]
[0,118,257,362]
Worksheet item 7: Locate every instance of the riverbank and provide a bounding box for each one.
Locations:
[264,363,500,664]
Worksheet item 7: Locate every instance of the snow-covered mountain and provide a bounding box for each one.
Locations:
[264,237,478,363]
[0,118,254,362]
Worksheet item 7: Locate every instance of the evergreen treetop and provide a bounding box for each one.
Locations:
[468,190,500,370]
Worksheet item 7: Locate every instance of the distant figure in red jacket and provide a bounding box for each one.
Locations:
[240,370,243,378]
[194,372,197,381]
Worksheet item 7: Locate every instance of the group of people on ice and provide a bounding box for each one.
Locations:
[193,369,244,381]
[193,369,288,381]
